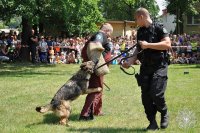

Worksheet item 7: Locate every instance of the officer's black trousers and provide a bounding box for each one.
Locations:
[29,46,37,63]
[140,65,168,122]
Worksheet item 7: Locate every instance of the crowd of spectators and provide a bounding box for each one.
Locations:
[1,30,200,64]
[169,33,200,64]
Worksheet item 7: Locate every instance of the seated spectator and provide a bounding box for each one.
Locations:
[189,54,197,64]
[67,51,76,64]
[0,44,10,62]
[55,53,61,64]
[60,52,66,64]
[177,53,186,64]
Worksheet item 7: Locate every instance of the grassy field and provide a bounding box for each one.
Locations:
[0,62,199,133]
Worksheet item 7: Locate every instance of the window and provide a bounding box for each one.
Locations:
[187,14,200,25]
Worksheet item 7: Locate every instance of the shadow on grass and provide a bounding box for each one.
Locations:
[68,127,147,133]
[0,62,74,77]
[0,61,55,69]
[170,64,200,69]
[26,113,80,127]
[41,113,84,123]
[26,113,60,128]
[26,113,147,132]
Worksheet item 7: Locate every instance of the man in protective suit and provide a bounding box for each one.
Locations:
[122,8,171,130]
[79,23,113,120]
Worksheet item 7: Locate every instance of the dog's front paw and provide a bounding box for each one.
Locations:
[97,87,103,92]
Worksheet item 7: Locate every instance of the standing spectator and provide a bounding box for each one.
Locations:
[54,38,61,55]
[38,36,48,63]
[186,42,192,56]
[28,29,38,63]
[46,36,54,63]
[120,40,126,53]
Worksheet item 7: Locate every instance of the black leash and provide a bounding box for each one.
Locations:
[119,56,136,75]
[103,82,111,91]
[95,43,140,91]
[95,44,138,70]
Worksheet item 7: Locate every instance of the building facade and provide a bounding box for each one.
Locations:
[98,20,137,37]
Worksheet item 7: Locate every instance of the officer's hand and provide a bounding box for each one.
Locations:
[121,61,130,69]
[139,41,149,49]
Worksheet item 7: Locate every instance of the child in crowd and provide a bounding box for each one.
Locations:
[55,53,61,64]
[60,52,66,64]
[67,51,76,64]
[49,46,55,64]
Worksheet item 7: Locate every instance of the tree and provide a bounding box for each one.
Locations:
[99,0,159,21]
[166,0,200,34]
[63,0,104,37]
[0,0,104,60]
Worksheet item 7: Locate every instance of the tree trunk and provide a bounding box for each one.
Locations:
[39,22,44,34]
[20,16,32,61]
[180,11,184,34]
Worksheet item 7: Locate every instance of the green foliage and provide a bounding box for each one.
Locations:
[0,21,5,29]
[0,0,16,21]
[63,0,104,36]
[0,63,200,132]
[0,0,103,36]
[166,0,200,34]
[100,0,159,20]
[167,0,199,15]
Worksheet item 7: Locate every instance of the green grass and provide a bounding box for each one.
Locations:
[0,62,200,133]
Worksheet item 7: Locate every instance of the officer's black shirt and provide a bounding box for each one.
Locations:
[137,23,168,44]
[28,35,38,47]
[137,23,169,66]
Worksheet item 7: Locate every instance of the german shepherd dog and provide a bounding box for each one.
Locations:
[35,61,103,126]
[35,42,110,126]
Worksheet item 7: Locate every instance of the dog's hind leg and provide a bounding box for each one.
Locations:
[56,100,71,126]
[85,87,103,94]
[36,104,52,113]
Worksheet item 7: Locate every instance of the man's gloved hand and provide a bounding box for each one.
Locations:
[121,61,131,69]
[139,40,149,49]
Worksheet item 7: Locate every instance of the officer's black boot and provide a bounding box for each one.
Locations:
[160,112,169,129]
[146,120,159,131]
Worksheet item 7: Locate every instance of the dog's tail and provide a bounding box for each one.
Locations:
[36,104,52,113]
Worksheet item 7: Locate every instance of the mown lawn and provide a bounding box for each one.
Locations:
[0,62,199,133]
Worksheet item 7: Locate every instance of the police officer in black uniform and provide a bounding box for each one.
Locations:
[28,29,38,63]
[122,8,171,130]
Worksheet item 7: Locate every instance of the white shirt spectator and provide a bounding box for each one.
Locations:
[39,39,48,52]
[187,44,192,53]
